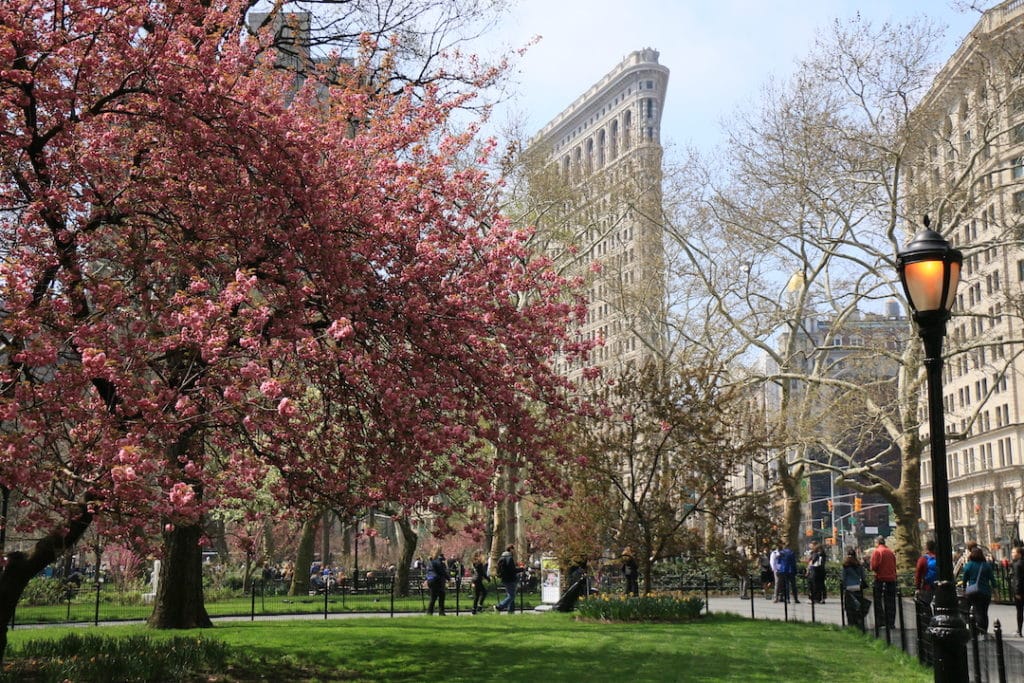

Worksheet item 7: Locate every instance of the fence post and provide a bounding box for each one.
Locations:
[896,589,906,653]
[994,619,1007,683]
[323,581,329,620]
[916,598,926,665]
[703,572,709,616]
[94,578,101,627]
[810,594,815,623]
[970,607,981,683]
[749,575,755,620]
[390,574,395,618]
[251,580,256,621]
[455,574,461,615]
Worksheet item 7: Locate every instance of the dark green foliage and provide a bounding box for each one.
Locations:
[19,578,66,607]
[0,634,228,682]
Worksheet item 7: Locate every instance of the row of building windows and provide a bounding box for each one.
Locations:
[554,79,658,152]
[948,436,1015,478]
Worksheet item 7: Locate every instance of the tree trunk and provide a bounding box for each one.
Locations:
[367,510,378,564]
[394,516,418,597]
[148,521,212,629]
[321,509,332,566]
[0,503,93,662]
[289,514,318,596]
[783,486,802,553]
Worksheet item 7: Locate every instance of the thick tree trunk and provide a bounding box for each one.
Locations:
[148,521,212,629]
[783,489,802,553]
[0,503,93,662]
[394,516,418,597]
[289,514,318,596]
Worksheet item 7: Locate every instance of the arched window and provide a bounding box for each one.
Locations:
[623,111,632,150]
[610,120,619,159]
[585,138,594,174]
[597,130,606,168]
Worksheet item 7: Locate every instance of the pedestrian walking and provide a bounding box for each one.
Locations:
[425,546,450,616]
[1011,546,1024,637]
[843,548,869,630]
[961,545,995,636]
[470,549,489,614]
[495,545,522,613]
[759,552,774,600]
[914,539,938,606]
[807,541,827,604]
[770,544,786,602]
[869,536,897,630]
[779,543,798,603]
[621,546,639,597]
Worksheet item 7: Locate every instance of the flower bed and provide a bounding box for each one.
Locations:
[575,592,704,622]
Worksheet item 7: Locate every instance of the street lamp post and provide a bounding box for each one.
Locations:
[896,216,969,682]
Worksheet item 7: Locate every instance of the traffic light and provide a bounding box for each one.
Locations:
[827,500,833,511]
[854,497,863,512]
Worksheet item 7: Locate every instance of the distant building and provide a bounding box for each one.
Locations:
[907,0,1024,557]
[525,49,669,381]
[776,304,908,551]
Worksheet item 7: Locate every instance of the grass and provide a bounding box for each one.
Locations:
[2,612,932,682]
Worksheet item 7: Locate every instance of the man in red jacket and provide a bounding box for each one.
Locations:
[870,536,898,629]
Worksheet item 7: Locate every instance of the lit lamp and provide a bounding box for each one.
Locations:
[896,216,968,682]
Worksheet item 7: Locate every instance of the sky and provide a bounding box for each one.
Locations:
[479,0,988,154]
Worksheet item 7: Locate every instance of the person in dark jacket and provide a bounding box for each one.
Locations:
[842,548,868,630]
[495,545,522,613]
[621,546,639,596]
[1012,546,1024,637]
[806,541,827,604]
[471,549,489,614]
[426,546,450,616]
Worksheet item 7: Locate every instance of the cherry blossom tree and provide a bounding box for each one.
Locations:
[0,0,586,651]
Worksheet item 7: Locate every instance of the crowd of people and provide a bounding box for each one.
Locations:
[755,535,1024,637]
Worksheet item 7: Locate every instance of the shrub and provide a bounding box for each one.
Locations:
[19,578,67,607]
[1,633,228,682]
[575,592,705,623]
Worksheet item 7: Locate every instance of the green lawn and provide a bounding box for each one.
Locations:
[3,612,932,682]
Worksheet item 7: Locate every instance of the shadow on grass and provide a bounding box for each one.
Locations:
[211,613,930,682]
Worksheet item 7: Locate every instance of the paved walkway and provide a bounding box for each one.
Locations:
[708,593,1022,643]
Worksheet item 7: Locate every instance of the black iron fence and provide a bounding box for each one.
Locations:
[7,570,542,627]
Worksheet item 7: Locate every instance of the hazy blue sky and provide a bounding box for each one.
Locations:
[482,0,988,153]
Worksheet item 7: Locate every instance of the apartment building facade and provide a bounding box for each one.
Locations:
[908,0,1024,558]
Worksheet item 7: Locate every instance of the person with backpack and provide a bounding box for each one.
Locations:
[495,545,522,613]
[914,539,938,605]
[470,549,489,614]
